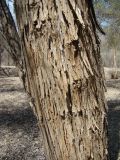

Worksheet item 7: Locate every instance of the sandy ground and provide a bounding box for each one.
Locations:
[0,76,120,160]
[0,77,45,160]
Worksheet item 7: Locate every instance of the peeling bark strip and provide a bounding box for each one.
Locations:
[0,0,22,70]
[15,0,108,159]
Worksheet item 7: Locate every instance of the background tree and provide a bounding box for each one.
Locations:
[94,0,120,69]
[0,0,22,69]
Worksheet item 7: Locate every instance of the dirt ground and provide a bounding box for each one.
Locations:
[0,77,45,160]
[0,76,120,160]
[106,79,120,160]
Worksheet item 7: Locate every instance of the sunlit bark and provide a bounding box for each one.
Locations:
[2,0,108,159]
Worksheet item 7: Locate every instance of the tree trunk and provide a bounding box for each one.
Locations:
[15,0,108,159]
[113,48,117,78]
[0,0,22,70]
[113,49,117,69]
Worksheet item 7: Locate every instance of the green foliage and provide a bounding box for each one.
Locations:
[94,0,120,67]
[94,0,120,25]
[94,0,107,22]
[105,26,120,49]
[94,0,120,46]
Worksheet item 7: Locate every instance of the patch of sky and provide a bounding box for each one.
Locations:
[6,0,16,22]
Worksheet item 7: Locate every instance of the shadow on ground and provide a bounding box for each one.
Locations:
[107,100,120,160]
[0,105,45,160]
[0,106,37,134]
[0,77,45,160]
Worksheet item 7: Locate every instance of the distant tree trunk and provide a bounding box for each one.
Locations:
[17,0,108,159]
[0,52,1,67]
[7,54,10,66]
[113,48,117,78]
[0,0,22,70]
[113,49,117,68]
[0,46,3,66]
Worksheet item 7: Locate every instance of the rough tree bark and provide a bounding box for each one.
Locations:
[16,0,108,159]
